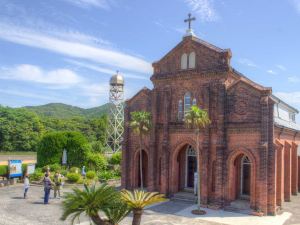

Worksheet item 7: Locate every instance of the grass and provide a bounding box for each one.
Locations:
[0,152,37,156]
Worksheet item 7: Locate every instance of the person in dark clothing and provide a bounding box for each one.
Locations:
[43,173,53,204]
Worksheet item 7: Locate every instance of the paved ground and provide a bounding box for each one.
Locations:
[0,185,299,225]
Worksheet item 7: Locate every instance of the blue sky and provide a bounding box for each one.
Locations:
[0,0,300,112]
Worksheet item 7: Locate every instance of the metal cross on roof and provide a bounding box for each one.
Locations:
[184,13,196,30]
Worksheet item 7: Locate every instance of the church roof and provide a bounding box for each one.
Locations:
[274,117,300,131]
[190,35,229,53]
[153,35,231,65]
[125,87,150,104]
[229,68,272,92]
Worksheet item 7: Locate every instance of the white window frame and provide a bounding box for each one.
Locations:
[184,92,191,116]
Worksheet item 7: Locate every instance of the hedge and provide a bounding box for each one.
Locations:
[37,131,90,168]
[0,165,8,176]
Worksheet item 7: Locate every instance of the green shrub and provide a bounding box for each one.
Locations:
[60,169,68,177]
[37,132,67,167]
[69,167,80,173]
[86,152,108,171]
[110,151,122,165]
[37,131,89,168]
[41,163,62,173]
[30,171,44,181]
[35,167,42,173]
[49,163,61,172]
[0,165,8,176]
[67,173,80,183]
[22,164,28,175]
[91,141,105,153]
[86,171,96,180]
[98,170,120,181]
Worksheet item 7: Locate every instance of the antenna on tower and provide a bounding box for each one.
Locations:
[107,72,124,152]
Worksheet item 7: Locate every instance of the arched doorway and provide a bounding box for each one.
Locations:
[177,145,197,191]
[135,150,148,188]
[226,150,256,209]
[240,156,251,198]
[186,145,197,188]
[231,154,252,200]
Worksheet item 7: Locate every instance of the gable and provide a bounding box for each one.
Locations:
[152,36,231,78]
[126,87,151,112]
[227,81,264,123]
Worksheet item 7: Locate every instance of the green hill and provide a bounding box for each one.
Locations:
[24,103,110,119]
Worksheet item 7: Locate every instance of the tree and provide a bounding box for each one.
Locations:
[61,184,130,225]
[129,111,151,189]
[121,189,165,225]
[37,131,90,167]
[0,106,44,152]
[184,105,211,214]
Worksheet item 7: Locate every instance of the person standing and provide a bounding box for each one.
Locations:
[23,174,30,199]
[43,173,52,204]
[53,172,62,199]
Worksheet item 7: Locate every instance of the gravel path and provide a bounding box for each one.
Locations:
[0,185,299,225]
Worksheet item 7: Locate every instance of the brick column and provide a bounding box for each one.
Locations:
[121,104,130,189]
[291,143,298,195]
[284,141,292,202]
[148,91,158,192]
[276,141,284,207]
[267,99,276,215]
[259,95,269,214]
[162,89,171,195]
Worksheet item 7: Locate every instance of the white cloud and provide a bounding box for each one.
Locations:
[275,92,300,104]
[63,0,112,9]
[291,0,300,14]
[0,64,84,87]
[276,65,287,71]
[238,58,258,68]
[184,0,218,22]
[0,22,152,74]
[66,59,149,80]
[267,70,277,75]
[0,63,111,107]
[288,76,300,83]
[0,88,58,101]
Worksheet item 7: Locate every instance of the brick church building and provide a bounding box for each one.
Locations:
[121,21,300,215]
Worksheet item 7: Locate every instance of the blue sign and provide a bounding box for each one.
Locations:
[9,160,22,178]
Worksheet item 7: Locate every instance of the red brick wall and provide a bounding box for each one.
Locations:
[122,36,300,216]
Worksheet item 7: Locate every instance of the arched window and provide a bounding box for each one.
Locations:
[178,100,183,121]
[181,53,188,70]
[188,52,196,69]
[192,98,196,106]
[184,92,191,116]
[186,145,196,156]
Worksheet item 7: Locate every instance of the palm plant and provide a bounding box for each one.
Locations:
[121,189,166,225]
[129,111,151,189]
[184,105,211,213]
[61,184,131,225]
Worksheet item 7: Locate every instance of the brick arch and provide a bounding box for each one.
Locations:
[225,148,257,208]
[170,137,203,194]
[133,148,149,188]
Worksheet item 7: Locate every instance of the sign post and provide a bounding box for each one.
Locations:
[27,164,36,175]
[8,160,22,178]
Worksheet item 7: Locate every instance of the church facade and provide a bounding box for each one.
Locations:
[121,31,300,215]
